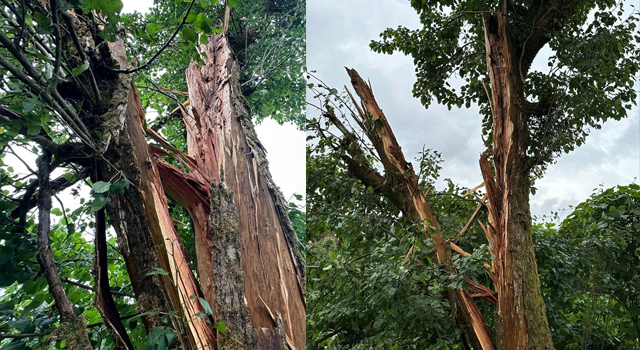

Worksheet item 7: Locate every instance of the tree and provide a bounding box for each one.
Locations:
[307,0,638,342]
[364,0,638,348]
[306,110,494,349]
[0,0,305,349]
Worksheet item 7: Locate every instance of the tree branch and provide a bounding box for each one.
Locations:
[108,0,196,74]
[60,11,102,103]
[60,278,134,298]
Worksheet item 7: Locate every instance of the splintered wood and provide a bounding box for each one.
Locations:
[344,68,495,350]
[125,81,215,349]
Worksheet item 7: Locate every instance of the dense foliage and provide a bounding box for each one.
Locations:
[306,90,493,349]
[124,0,305,130]
[534,184,639,349]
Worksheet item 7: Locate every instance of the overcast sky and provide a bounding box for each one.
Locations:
[307,0,640,220]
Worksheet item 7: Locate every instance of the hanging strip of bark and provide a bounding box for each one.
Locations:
[183,34,306,350]
[481,12,554,350]
[36,150,92,350]
[94,167,135,350]
[123,80,215,349]
[342,68,494,350]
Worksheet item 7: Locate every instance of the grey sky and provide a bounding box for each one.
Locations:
[307,0,640,220]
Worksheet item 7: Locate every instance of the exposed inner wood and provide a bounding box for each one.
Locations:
[181,34,306,350]
[125,81,215,349]
[481,12,554,350]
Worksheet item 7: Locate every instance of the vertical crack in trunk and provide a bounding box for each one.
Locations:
[122,81,215,349]
[481,12,554,350]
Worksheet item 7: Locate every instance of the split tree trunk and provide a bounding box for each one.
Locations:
[176,34,306,349]
[480,13,554,350]
[144,34,306,349]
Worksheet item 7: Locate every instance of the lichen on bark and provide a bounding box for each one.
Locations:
[210,182,257,349]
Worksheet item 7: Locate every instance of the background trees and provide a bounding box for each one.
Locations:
[0,0,305,349]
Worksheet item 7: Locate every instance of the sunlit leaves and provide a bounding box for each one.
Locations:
[71,60,90,77]
[181,27,198,43]
[146,23,163,36]
[193,13,213,34]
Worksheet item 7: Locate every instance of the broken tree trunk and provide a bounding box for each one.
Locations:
[480,12,554,350]
[184,34,306,350]
[146,34,306,349]
[333,68,495,350]
[91,36,214,349]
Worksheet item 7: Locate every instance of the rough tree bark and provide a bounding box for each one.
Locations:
[480,12,554,350]
[3,4,304,348]
[102,31,305,350]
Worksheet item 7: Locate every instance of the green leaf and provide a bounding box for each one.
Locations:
[9,319,35,333]
[215,321,226,334]
[145,267,169,276]
[0,300,15,317]
[62,172,76,182]
[181,27,197,43]
[228,0,238,8]
[194,13,213,34]
[71,60,90,77]
[146,23,163,36]
[98,0,123,16]
[21,97,38,113]
[33,315,58,329]
[90,196,111,212]
[92,181,111,194]
[108,179,130,194]
[51,208,63,216]
[197,297,213,315]
[2,340,30,350]
[148,326,175,350]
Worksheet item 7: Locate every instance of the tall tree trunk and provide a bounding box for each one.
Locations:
[59,11,304,348]
[480,12,554,350]
[135,34,306,349]
[178,34,306,349]
[89,36,214,349]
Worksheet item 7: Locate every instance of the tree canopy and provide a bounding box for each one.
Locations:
[371,0,639,172]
